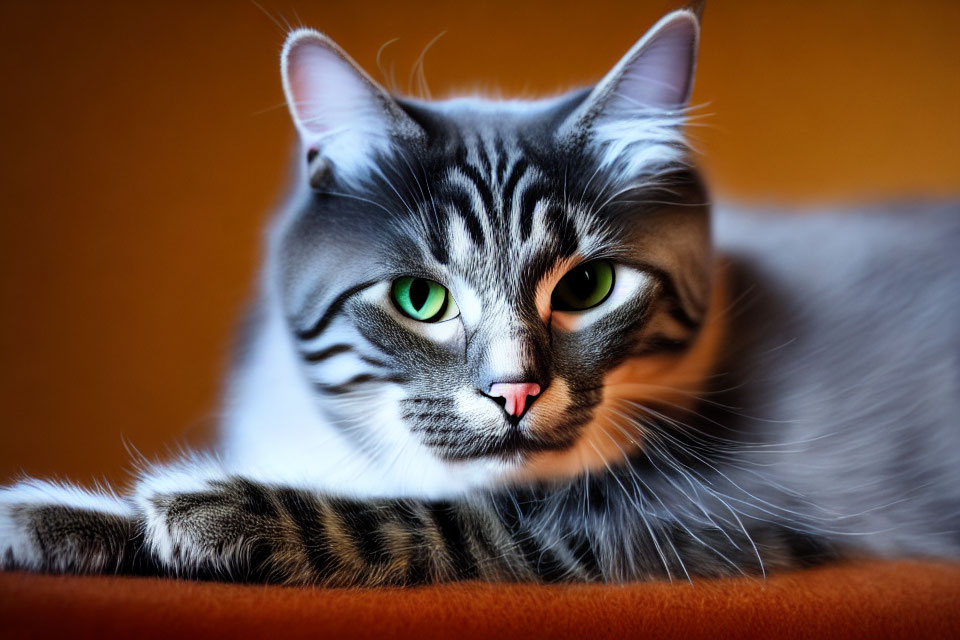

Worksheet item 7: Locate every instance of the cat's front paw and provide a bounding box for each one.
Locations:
[133,462,286,579]
[0,480,135,573]
[0,485,44,570]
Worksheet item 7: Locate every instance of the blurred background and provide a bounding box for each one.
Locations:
[0,0,957,487]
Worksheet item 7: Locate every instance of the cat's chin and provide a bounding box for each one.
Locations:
[428,427,580,464]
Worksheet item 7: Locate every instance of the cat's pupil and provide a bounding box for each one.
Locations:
[568,266,596,300]
[409,279,431,311]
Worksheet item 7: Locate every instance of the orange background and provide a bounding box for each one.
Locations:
[1,0,958,487]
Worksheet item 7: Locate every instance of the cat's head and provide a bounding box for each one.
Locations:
[273,10,716,486]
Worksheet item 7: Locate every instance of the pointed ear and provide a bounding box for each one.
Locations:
[281,29,422,187]
[560,10,699,136]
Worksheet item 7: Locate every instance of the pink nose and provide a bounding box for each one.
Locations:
[488,382,542,418]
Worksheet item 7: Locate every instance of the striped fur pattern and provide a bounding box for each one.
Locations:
[280,125,708,465]
[1,453,826,585]
[3,9,960,585]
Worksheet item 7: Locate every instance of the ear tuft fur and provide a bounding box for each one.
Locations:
[559,10,701,182]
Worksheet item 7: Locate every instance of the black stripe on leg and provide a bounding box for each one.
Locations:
[496,499,570,582]
[464,510,514,579]
[394,502,432,585]
[426,502,479,581]
[232,478,280,518]
[275,488,335,583]
[330,499,388,566]
[358,355,389,368]
[514,531,570,583]
[567,529,602,581]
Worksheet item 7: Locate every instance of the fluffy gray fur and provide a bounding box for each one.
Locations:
[0,10,957,586]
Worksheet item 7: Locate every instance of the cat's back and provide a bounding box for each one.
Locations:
[716,199,958,319]
[715,200,958,282]
[712,201,959,423]
[710,203,960,554]
[713,202,959,378]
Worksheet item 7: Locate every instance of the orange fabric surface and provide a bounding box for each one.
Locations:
[2,1,959,489]
[2,562,959,639]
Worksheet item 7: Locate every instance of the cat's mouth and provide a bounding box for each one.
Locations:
[405,383,602,462]
[427,426,581,463]
[491,425,582,460]
[418,408,592,463]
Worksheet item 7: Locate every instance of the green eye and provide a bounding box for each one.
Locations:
[391,277,460,322]
[551,260,615,311]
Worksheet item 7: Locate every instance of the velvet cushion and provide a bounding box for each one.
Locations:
[2,561,958,639]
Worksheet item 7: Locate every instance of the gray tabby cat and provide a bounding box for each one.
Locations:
[1,10,958,586]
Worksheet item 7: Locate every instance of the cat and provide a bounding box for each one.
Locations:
[1,8,958,586]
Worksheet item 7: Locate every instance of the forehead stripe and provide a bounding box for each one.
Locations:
[517,179,552,243]
[494,138,509,184]
[500,158,529,220]
[444,188,486,249]
[455,160,496,226]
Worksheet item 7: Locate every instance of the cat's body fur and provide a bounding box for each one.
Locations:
[711,204,960,559]
[1,10,958,585]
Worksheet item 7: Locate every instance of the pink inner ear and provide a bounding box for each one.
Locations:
[613,14,698,110]
[284,37,381,138]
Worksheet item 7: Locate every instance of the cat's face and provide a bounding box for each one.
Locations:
[275,11,713,482]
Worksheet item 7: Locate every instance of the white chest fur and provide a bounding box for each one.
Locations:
[219,299,508,499]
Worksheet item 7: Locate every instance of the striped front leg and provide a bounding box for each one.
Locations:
[1,474,538,585]
[134,474,534,586]
[3,465,813,584]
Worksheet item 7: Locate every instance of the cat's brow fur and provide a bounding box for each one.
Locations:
[1,10,958,585]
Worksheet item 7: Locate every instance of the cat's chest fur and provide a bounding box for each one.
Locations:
[220,291,510,497]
